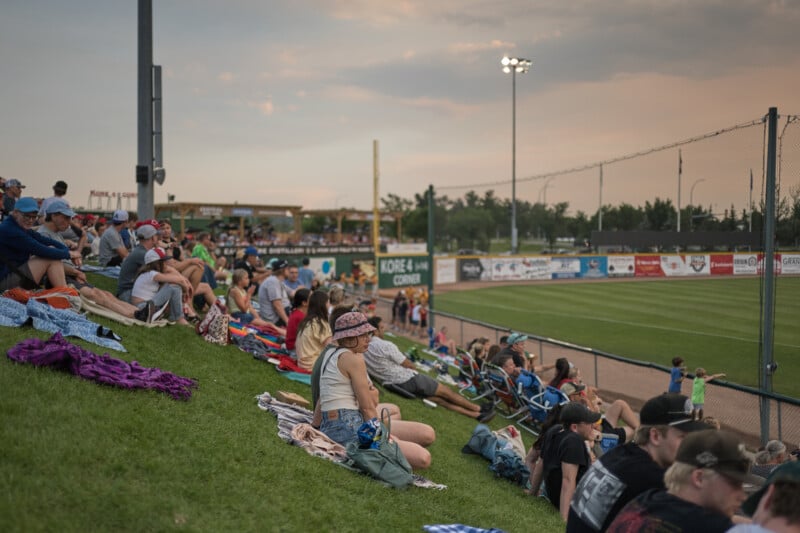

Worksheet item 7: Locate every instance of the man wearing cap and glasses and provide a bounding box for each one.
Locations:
[607,429,762,532]
[567,393,710,532]
[530,402,602,521]
[0,197,70,290]
[730,461,800,532]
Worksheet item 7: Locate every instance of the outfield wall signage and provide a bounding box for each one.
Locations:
[550,257,581,279]
[782,253,800,274]
[460,258,491,281]
[436,258,457,284]
[580,256,608,278]
[635,255,664,277]
[607,255,635,277]
[377,255,430,288]
[710,254,734,275]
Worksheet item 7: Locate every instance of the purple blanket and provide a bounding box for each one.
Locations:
[7,332,198,400]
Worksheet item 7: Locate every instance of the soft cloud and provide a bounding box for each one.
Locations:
[218,71,235,82]
[247,98,274,116]
[448,39,514,54]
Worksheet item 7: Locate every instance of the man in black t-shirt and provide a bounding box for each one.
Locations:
[530,402,600,521]
[567,393,709,532]
[233,246,268,290]
[607,429,762,533]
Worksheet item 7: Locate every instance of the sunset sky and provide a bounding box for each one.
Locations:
[2,1,799,218]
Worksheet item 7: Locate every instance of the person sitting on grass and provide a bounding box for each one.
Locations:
[363,315,495,423]
[131,247,197,326]
[311,308,435,470]
[295,290,331,371]
[284,287,310,356]
[226,268,283,332]
[433,326,457,355]
[0,197,70,291]
[37,200,154,322]
[692,367,726,421]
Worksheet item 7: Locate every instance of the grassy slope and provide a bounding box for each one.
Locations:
[436,277,800,397]
[0,275,563,532]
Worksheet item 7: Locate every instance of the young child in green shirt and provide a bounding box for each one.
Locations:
[691,367,726,420]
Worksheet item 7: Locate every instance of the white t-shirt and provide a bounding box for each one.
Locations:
[132,271,160,301]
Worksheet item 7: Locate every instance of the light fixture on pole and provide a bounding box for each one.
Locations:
[501,55,532,255]
[689,178,705,231]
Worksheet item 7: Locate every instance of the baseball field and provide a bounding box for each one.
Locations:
[434,276,800,398]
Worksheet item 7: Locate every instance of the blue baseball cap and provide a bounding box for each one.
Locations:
[13,197,39,213]
[45,199,75,218]
[507,333,529,345]
[244,246,258,257]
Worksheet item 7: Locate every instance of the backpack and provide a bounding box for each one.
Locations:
[196,301,230,345]
[346,408,413,489]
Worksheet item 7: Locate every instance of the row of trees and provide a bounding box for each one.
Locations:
[376,186,800,252]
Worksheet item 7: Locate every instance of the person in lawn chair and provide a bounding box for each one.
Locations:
[363,316,495,423]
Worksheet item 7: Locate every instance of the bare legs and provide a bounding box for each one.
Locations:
[27,257,66,288]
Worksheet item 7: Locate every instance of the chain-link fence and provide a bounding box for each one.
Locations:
[371,296,800,449]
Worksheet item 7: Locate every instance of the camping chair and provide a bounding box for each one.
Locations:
[523,385,570,425]
[455,351,494,400]
[483,363,530,423]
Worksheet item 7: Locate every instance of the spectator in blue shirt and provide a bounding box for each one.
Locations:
[669,357,686,393]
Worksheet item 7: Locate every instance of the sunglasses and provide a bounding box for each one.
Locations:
[21,213,39,221]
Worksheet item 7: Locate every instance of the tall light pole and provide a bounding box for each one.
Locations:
[501,55,532,255]
[689,178,705,231]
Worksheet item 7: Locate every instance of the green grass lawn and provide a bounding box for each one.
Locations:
[435,277,800,398]
[0,274,564,532]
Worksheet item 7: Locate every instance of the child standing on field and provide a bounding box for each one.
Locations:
[691,367,726,420]
[668,356,686,393]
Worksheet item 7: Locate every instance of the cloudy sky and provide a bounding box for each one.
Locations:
[2,0,799,217]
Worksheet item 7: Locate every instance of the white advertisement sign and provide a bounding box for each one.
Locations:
[782,253,800,274]
[521,257,552,280]
[491,258,525,281]
[436,258,457,284]
[733,254,758,275]
[607,255,635,277]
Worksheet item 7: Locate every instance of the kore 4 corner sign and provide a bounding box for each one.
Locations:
[377,255,431,289]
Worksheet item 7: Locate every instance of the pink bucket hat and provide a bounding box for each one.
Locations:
[332,311,375,341]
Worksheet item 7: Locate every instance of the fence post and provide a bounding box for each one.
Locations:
[594,353,599,389]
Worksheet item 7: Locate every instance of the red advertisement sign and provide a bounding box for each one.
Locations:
[710,254,734,275]
[635,255,664,277]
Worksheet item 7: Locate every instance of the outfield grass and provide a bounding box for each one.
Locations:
[435,277,800,398]
[0,274,564,532]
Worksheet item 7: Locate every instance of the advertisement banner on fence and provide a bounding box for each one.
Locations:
[710,254,734,275]
[309,257,336,280]
[377,255,430,288]
[758,254,782,275]
[635,255,664,277]
[550,256,581,279]
[580,256,608,278]
[436,258,457,284]
[782,253,800,274]
[491,257,526,281]
[607,255,635,277]
[660,255,688,277]
[520,257,552,280]
[734,253,759,275]
[681,254,711,275]
[459,258,491,281]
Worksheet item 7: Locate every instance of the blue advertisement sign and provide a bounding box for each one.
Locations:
[579,256,608,278]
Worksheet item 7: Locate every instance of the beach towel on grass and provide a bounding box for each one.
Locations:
[256,392,446,490]
[0,296,126,352]
[7,332,198,400]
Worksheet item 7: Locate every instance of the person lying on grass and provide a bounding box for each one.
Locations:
[362,315,496,423]
[311,308,435,470]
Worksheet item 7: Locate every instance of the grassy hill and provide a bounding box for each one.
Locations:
[0,274,563,532]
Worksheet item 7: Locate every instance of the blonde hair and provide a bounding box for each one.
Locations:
[232,268,249,286]
[664,462,700,492]
[695,367,707,377]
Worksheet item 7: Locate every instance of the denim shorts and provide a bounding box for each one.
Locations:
[320,408,363,446]
[231,311,255,324]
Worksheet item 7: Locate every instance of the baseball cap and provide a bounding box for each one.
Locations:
[640,393,710,432]
[675,430,762,484]
[560,402,602,425]
[507,333,529,345]
[271,258,289,271]
[13,197,39,213]
[136,224,159,239]
[741,461,800,515]
[135,219,160,230]
[5,178,25,189]
[44,199,76,218]
[244,246,258,257]
[144,247,168,264]
[560,382,586,397]
[112,210,129,223]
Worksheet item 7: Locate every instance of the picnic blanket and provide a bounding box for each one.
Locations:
[0,296,126,352]
[256,392,446,490]
[7,332,197,400]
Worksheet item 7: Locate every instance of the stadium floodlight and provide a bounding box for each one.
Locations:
[500,56,532,255]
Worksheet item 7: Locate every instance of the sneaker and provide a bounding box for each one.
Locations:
[151,301,170,322]
[134,301,155,323]
[477,408,496,424]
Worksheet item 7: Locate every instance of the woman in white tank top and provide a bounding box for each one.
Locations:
[314,310,436,470]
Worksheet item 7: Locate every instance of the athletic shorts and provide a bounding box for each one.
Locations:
[0,264,36,291]
[395,374,439,398]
